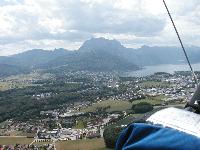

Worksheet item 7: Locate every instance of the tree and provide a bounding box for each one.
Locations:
[103,126,124,149]
[132,102,153,113]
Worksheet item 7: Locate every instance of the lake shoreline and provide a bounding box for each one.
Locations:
[123,63,200,77]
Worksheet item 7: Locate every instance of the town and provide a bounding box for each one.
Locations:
[0,70,198,150]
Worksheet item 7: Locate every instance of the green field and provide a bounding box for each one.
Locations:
[0,81,33,91]
[131,95,165,105]
[80,100,131,113]
[73,121,86,129]
[0,137,34,145]
[16,132,36,137]
[56,138,109,150]
[80,95,165,113]
[0,72,53,91]
[5,72,53,81]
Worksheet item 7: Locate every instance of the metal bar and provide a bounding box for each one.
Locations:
[163,0,198,85]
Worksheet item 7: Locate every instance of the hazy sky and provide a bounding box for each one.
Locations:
[0,0,200,55]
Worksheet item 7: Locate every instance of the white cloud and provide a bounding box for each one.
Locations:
[0,0,200,55]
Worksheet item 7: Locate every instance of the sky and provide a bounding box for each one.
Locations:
[0,0,200,56]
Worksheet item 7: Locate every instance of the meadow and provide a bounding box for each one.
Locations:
[0,137,34,145]
[80,95,165,113]
[55,138,110,150]
[80,99,131,113]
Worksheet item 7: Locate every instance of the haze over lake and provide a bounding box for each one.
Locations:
[126,63,200,77]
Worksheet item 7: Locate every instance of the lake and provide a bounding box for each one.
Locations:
[126,63,200,77]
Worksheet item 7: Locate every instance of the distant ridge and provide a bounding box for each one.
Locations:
[1,37,200,76]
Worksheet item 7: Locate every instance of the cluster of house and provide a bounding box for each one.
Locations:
[0,144,52,150]
[110,73,195,103]
[141,75,195,103]
[36,113,120,141]
[0,120,43,137]
[0,144,28,150]
[32,92,56,100]
[37,128,101,141]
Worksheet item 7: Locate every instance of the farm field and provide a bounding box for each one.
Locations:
[80,95,165,113]
[0,81,32,91]
[73,120,86,129]
[5,72,53,81]
[80,99,131,113]
[0,72,54,91]
[131,95,165,105]
[55,138,108,150]
[0,137,34,145]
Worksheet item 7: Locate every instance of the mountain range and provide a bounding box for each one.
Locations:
[0,37,200,77]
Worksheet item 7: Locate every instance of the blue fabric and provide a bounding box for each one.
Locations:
[116,123,200,150]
